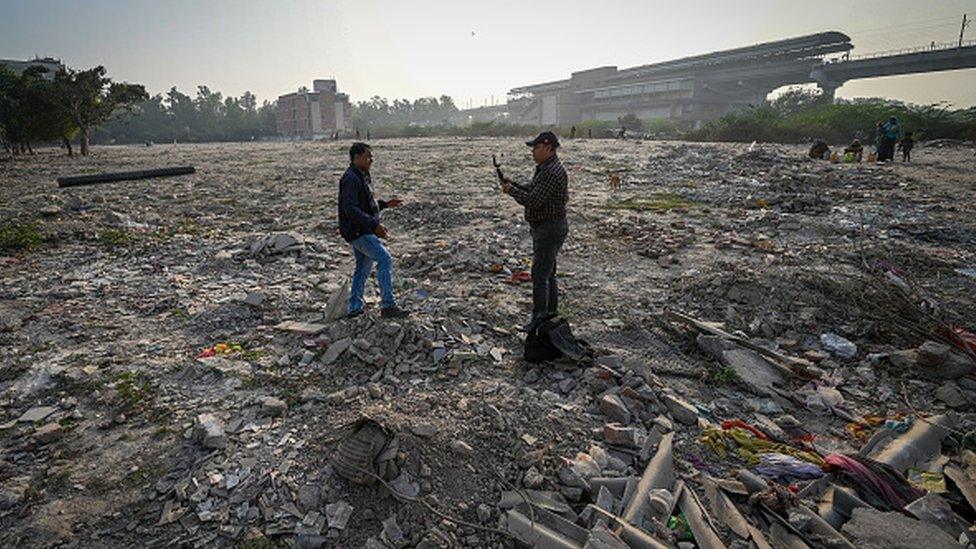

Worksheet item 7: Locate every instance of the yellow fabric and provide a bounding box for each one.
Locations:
[700,428,824,466]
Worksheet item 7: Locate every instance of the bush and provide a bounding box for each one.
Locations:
[0,222,43,252]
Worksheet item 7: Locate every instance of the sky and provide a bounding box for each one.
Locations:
[1,0,975,109]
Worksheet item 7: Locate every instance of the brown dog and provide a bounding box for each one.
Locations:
[610,174,621,190]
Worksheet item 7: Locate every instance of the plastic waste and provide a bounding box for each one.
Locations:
[667,513,694,541]
[754,453,824,482]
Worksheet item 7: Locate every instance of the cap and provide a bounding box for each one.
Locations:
[525,131,560,148]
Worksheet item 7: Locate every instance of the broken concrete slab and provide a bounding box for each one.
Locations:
[603,423,638,448]
[720,348,784,395]
[660,392,698,425]
[274,320,327,335]
[704,477,749,539]
[498,490,573,516]
[621,432,674,526]
[678,484,727,549]
[258,396,288,417]
[194,413,227,449]
[322,278,350,322]
[904,492,970,539]
[322,337,352,365]
[598,394,631,424]
[506,504,588,549]
[583,523,629,549]
[841,507,958,549]
[869,413,958,472]
[934,382,969,408]
[18,405,56,423]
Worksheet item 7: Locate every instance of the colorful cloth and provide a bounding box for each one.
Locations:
[700,427,823,466]
[823,453,925,511]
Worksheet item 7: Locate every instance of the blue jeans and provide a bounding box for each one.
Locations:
[349,234,396,313]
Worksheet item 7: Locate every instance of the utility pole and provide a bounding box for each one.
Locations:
[961,13,970,48]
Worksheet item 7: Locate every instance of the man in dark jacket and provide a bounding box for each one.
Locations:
[338,142,408,318]
[501,131,569,330]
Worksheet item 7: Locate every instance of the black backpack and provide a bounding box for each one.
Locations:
[524,315,588,363]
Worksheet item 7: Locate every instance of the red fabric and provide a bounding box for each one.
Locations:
[721,419,769,440]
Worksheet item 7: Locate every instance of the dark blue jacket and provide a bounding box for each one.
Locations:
[338,165,388,242]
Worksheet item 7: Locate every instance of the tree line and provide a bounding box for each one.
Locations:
[0,64,147,155]
[94,86,277,144]
[351,95,459,129]
[685,87,976,143]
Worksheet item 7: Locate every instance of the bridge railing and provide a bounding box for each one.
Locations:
[823,39,976,63]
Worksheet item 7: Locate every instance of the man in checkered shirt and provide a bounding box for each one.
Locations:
[501,131,569,331]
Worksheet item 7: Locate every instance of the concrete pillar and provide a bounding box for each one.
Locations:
[818,83,838,103]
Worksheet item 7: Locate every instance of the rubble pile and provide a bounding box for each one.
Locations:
[2,138,976,547]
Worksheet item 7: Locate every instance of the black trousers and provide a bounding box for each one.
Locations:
[530,218,568,319]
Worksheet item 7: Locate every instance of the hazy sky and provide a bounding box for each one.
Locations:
[2,0,975,108]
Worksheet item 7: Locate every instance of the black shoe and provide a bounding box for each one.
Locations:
[347,309,364,319]
[380,305,409,319]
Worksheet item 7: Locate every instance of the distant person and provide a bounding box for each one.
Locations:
[367,130,371,141]
[809,140,830,160]
[500,131,569,332]
[338,142,409,319]
[588,128,592,139]
[356,129,361,140]
[843,139,863,162]
[570,125,576,139]
[899,131,915,162]
[878,116,901,162]
[618,128,626,139]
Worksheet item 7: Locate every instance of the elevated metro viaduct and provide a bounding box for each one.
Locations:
[497,32,976,127]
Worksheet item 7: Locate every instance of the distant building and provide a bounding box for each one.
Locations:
[276,79,352,139]
[0,57,64,80]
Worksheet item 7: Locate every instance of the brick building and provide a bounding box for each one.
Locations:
[276,79,352,139]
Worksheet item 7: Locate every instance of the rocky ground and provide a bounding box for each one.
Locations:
[1,137,976,548]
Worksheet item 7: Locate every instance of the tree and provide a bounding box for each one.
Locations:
[0,65,71,154]
[50,66,147,155]
[618,113,643,132]
[770,86,828,117]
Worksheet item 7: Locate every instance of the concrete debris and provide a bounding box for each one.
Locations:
[325,500,353,530]
[18,405,57,423]
[194,413,227,449]
[258,396,288,417]
[274,320,328,335]
[820,333,857,359]
[4,140,976,547]
[841,507,958,549]
[249,233,304,257]
[719,348,784,395]
[602,423,638,448]
[869,413,958,472]
[598,394,631,424]
[33,422,64,444]
[677,484,727,549]
[660,392,698,425]
[903,493,970,539]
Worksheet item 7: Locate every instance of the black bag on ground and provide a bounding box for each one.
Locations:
[524,315,587,363]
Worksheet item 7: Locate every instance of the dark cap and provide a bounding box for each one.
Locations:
[526,131,560,148]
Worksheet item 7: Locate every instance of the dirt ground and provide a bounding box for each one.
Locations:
[2,138,976,548]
